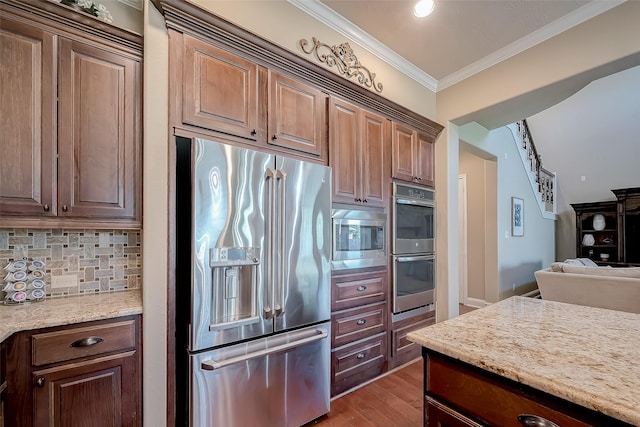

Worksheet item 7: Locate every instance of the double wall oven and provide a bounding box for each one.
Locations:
[392,183,435,314]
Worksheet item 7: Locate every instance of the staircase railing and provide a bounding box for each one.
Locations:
[515,119,556,214]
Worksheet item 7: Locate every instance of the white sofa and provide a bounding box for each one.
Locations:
[534,263,640,314]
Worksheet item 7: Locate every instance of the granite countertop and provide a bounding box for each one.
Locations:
[0,289,142,343]
[407,296,640,425]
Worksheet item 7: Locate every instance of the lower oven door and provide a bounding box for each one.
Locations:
[190,323,330,427]
[393,254,435,313]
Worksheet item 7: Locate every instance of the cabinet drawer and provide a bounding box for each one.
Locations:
[332,302,386,347]
[331,270,386,311]
[427,353,594,427]
[332,332,386,389]
[392,318,434,366]
[32,319,137,366]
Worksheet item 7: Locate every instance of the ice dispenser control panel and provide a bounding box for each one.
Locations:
[209,247,259,267]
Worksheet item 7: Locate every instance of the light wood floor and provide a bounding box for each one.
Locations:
[308,360,423,427]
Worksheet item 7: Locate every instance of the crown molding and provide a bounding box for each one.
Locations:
[289,0,625,93]
[437,0,626,91]
[287,0,438,92]
[117,0,143,11]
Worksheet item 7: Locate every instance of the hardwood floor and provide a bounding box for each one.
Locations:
[308,360,423,427]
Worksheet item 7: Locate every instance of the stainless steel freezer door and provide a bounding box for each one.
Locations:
[190,323,331,427]
[273,156,332,332]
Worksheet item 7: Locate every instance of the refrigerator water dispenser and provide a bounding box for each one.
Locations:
[209,247,260,330]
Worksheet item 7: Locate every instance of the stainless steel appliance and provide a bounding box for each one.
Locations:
[331,208,387,270]
[392,183,435,254]
[392,183,435,313]
[175,138,331,427]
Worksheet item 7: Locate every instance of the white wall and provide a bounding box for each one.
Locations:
[527,66,640,261]
[459,123,555,299]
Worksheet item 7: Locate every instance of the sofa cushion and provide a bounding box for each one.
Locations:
[550,258,599,272]
[562,265,640,278]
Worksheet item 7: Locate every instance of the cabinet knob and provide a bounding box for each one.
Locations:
[36,377,46,388]
[355,352,366,359]
[62,204,68,212]
[272,134,278,140]
[43,204,50,212]
[363,199,368,203]
[355,198,362,202]
[356,318,366,326]
[418,177,423,181]
[413,177,419,182]
[251,129,257,136]
[356,285,367,292]
[517,415,559,427]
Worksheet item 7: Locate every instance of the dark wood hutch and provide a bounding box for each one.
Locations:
[571,187,640,266]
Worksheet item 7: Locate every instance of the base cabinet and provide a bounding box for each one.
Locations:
[4,315,141,427]
[390,311,435,369]
[423,350,631,427]
[33,352,138,427]
[330,269,388,396]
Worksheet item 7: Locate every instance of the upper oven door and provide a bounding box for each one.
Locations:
[393,196,434,254]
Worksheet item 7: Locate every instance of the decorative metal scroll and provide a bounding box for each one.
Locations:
[299,37,383,93]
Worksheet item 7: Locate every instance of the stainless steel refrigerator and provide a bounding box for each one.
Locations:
[175,138,332,427]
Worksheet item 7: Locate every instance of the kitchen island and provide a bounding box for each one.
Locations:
[407,296,640,426]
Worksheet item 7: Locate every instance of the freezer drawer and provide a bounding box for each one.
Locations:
[190,323,330,427]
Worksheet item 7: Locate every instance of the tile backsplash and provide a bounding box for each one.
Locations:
[0,229,141,297]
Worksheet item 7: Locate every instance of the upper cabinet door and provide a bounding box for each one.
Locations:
[391,122,416,183]
[183,34,261,141]
[416,133,434,187]
[360,110,387,208]
[57,38,140,220]
[268,71,326,158]
[329,97,360,205]
[0,17,57,216]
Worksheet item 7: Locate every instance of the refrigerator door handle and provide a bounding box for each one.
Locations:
[264,168,277,319]
[275,169,287,317]
[200,328,328,371]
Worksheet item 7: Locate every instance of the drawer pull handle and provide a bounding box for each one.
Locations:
[517,415,559,427]
[356,285,367,292]
[70,336,104,348]
[355,352,366,359]
[36,377,46,388]
[356,319,366,325]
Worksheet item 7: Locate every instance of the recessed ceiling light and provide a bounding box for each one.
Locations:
[413,0,435,18]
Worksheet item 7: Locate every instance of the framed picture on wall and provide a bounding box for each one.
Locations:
[512,197,524,236]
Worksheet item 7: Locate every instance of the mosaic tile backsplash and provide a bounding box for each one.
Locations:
[0,229,141,297]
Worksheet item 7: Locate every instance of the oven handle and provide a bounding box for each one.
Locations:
[395,254,435,263]
[200,328,328,371]
[394,197,434,208]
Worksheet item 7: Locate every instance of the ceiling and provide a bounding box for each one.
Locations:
[290,0,622,91]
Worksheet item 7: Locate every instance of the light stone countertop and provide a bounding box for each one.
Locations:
[0,289,142,343]
[407,296,640,426]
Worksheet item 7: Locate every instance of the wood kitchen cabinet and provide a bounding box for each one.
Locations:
[268,70,327,157]
[330,268,388,396]
[178,32,328,160]
[392,122,434,187]
[389,309,435,369]
[329,96,388,208]
[4,315,141,427]
[182,33,265,142]
[0,4,142,228]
